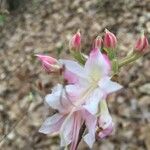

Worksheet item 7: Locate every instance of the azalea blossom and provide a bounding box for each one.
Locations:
[61,48,122,116]
[39,48,122,149]
[37,30,149,150]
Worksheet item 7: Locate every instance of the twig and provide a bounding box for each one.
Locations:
[0,101,32,147]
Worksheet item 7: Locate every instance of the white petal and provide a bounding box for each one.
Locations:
[99,77,122,94]
[83,88,103,115]
[99,113,113,129]
[60,113,74,147]
[45,84,75,113]
[82,111,97,148]
[59,59,86,79]
[65,84,85,100]
[84,133,95,149]
[85,49,110,78]
[51,84,63,93]
[39,113,65,134]
[45,86,63,110]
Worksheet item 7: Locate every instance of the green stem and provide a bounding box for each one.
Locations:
[118,54,140,68]
[73,52,86,65]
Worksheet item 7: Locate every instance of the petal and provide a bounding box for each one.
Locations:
[63,70,79,84]
[65,84,85,100]
[45,84,63,110]
[99,113,113,129]
[98,122,114,139]
[85,48,110,78]
[82,111,97,148]
[60,113,74,147]
[45,84,74,113]
[99,77,122,94]
[39,113,65,134]
[59,59,85,79]
[70,112,83,150]
[97,102,114,139]
[60,59,90,87]
[83,88,103,115]
[98,99,113,128]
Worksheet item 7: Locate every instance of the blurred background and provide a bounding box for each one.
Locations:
[0,0,150,149]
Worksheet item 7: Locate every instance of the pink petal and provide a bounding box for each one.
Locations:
[70,111,83,150]
[98,123,114,139]
[63,70,79,84]
[39,113,65,134]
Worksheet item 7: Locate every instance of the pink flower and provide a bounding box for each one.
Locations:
[69,30,81,51]
[104,29,117,49]
[59,48,122,148]
[93,36,103,49]
[36,54,61,73]
[134,34,149,53]
[39,48,122,149]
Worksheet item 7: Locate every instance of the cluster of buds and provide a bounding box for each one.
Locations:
[68,30,149,74]
[36,29,149,150]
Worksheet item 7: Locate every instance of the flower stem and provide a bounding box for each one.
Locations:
[73,52,86,65]
[118,54,140,68]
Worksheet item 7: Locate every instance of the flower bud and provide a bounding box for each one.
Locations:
[93,36,103,49]
[36,54,61,73]
[104,29,117,49]
[134,34,149,53]
[69,30,81,51]
[96,100,114,139]
[97,116,114,139]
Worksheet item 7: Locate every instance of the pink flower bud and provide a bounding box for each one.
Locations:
[93,36,103,49]
[69,30,81,51]
[134,34,149,53]
[104,29,117,49]
[36,54,61,73]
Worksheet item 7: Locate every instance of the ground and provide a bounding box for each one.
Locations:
[0,0,150,149]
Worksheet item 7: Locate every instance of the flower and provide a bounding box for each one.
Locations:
[103,29,117,49]
[134,34,149,53]
[39,48,122,149]
[69,30,81,51]
[59,48,122,148]
[36,54,62,73]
